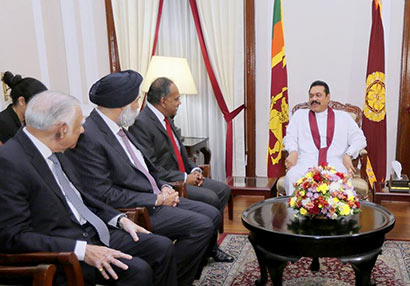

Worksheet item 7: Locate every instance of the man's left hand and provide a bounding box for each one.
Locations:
[161,185,176,195]
[342,154,356,177]
[119,217,150,242]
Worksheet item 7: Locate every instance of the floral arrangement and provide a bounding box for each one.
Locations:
[288,164,361,220]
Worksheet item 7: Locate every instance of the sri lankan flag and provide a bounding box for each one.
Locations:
[362,0,386,184]
[267,0,289,178]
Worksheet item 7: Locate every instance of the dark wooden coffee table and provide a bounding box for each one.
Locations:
[226,176,276,220]
[242,197,395,286]
[373,181,410,204]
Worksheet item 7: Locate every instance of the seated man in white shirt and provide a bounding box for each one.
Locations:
[283,80,367,195]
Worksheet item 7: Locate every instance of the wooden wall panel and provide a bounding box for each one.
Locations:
[245,0,256,176]
[104,0,121,73]
[396,0,410,176]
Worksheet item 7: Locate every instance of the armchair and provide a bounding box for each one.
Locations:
[0,264,56,286]
[0,252,83,286]
[276,101,370,200]
[0,207,153,286]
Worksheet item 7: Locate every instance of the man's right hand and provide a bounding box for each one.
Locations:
[186,172,202,186]
[84,244,132,280]
[285,151,298,170]
[158,191,179,207]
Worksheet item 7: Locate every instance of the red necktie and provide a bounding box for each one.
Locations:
[164,117,185,172]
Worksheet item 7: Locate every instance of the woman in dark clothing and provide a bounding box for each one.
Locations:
[0,71,47,145]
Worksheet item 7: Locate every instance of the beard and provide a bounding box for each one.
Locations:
[118,104,139,128]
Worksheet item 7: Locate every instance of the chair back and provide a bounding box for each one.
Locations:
[292,101,363,127]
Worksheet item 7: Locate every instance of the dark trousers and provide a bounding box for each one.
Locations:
[149,197,220,286]
[55,224,177,286]
[186,178,231,215]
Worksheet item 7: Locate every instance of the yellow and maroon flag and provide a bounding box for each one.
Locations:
[362,0,386,183]
[267,0,289,178]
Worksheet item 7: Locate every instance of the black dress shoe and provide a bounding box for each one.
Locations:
[212,248,234,263]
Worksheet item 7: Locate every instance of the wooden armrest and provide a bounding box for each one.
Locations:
[0,264,56,286]
[0,252,83,286]
[168,181,187,198]
[199,164,210,178]
[117,207,152,232]
[359,149,368,180]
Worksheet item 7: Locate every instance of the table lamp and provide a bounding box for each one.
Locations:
[141,56,197,95]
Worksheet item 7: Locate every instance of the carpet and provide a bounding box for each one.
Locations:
[194,234,410,286]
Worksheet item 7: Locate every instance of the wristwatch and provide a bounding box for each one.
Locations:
[117,214,127,228]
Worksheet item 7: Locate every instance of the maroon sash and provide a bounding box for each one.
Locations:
[309,108,335,165]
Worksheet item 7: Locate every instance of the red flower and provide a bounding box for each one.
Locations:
[313,173,322,182]
[355,201,361,208]
[320,162,328,167]
[336,172,345,179]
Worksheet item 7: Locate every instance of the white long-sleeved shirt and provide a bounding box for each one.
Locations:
[283,108,367,173]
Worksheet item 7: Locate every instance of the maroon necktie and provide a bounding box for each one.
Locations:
[118,129,161,194]
[164,117,185,172]
[308,108,335,165]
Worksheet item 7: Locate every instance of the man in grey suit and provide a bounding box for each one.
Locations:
[65,70,221,286]
[0,91,177,286]
[129,77,233,262]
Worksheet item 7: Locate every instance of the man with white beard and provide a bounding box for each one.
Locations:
[65,70,220,286]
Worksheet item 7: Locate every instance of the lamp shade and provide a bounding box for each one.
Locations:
[141,56,197,94]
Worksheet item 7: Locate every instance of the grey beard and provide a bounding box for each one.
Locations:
[118,106,138,128]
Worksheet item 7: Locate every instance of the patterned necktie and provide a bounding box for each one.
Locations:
[164,117,185,172]
[48,154,110,246]
[117,129,161,194]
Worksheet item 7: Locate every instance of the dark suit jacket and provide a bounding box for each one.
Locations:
[129,106,197,182]
[0,130,120,254]
[65,109,167,209]
[0,104,21,143]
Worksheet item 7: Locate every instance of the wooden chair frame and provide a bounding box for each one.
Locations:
[0,207,152,286]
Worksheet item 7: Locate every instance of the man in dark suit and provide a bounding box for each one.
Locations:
[65,70,221,286]
[0,91,177,286]
[129,77,232,262]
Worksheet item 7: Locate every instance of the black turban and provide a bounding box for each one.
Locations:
[89,70,143,108]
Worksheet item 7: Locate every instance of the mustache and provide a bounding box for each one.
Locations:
[310,100,320,105]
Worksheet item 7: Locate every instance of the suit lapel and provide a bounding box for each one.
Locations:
[89,110,133,164]
[89,110,141,172]
[15,131,75,215]
[143,108,180,163]
[145,107,170,138]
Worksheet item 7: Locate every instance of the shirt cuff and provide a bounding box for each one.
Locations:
[345,149,359,159]
[161,184,173,190]
[109,214,125,229]
[74,240,87,261]
[191,167,202,174]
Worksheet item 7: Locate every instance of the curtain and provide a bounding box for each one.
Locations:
[112,0,245,180]
[156,0,227,180]
[111,0,159,76]
[195,0,245,177]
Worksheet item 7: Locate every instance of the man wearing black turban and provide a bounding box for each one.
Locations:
[66,70,220,286]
